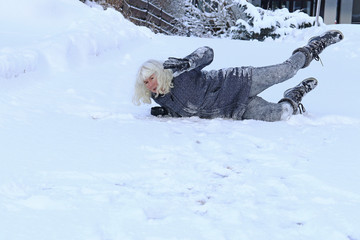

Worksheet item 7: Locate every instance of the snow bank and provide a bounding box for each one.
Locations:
[0,0,153,78]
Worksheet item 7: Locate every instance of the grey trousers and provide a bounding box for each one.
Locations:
[242,52,306,122]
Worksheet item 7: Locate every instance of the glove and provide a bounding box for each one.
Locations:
[163,57,190,72]
[151,106,169,117]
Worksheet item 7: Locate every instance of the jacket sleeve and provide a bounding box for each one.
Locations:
[184,46,214,72]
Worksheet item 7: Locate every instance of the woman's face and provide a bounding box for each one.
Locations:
[144,73,158,93]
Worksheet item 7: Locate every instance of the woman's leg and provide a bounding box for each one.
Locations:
[249,52,306,97]
[249,30,343,97]
[242,96,293,122]
[243,78,318,121]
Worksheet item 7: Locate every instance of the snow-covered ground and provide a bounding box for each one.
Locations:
[1,1,360,239]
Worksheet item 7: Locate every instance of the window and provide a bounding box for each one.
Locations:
[353,0,360,23]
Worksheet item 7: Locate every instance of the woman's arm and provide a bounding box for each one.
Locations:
[163,46,214,77]
[184,46,214,71]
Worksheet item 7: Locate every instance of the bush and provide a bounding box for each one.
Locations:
[229,0,323,41]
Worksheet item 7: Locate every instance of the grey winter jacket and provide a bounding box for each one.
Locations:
[152,46,253,120]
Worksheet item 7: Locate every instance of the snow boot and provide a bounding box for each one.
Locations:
[279,77,318,114]
[293,30,344,68]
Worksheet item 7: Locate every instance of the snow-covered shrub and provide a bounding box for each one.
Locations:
[230,0,323,41]
[177,0,324,40]
[177,0,234,38]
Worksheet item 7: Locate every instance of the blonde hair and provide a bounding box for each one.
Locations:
[133,60,173,105]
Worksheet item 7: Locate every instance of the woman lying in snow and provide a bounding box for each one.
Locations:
[133,30,343,122]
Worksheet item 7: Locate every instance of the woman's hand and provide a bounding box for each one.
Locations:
[151,106,168,116]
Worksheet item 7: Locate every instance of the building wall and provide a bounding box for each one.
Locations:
[340,0,353,24]
[323,0,355,24]
[323,0,337,24]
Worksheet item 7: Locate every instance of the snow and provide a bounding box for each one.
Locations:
[1,1,360,240]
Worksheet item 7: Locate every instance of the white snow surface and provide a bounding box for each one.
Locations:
[1,1,360,240]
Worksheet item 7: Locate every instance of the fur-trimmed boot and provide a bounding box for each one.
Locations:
[293,30,344,68]
[279,77,318,114]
